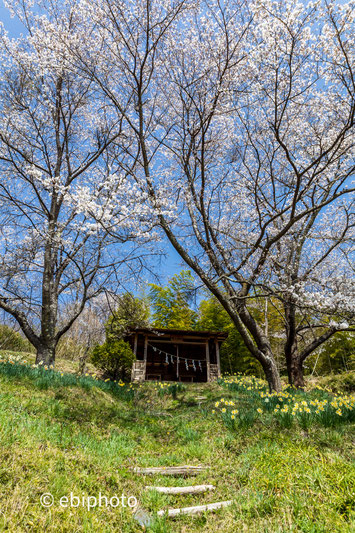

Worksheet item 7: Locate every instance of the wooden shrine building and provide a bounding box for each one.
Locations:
[126,328,228,383]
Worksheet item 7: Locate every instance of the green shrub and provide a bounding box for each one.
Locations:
[315,371,355,394]
[0,325,35,353]
[91,339,135,381]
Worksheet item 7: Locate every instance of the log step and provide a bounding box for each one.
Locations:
[146,484,215,495]
[133,507,152,527]
[133,465,205,476]
[157,500,234,517]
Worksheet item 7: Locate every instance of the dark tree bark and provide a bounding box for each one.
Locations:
[284,300,305,387]
[36,344,56,367]
[284,299,350,388]
[289,356,305,389]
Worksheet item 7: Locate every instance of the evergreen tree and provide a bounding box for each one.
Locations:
[149,271,197,329]
[106,293,150,340]
[197,297,262,376]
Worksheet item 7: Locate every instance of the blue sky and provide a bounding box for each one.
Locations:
[0,2,25,36]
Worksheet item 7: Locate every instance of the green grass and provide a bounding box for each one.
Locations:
[307,371,355,394]
[0,362,354,532]
[0,350,99,376]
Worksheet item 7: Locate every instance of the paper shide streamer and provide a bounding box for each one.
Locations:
[147,343,205,372]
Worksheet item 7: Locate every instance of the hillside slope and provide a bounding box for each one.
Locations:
[0,361,354,532]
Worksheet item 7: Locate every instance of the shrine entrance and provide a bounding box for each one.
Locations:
[126,328,228,383]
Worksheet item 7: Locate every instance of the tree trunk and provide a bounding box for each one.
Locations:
[39,223,59,368]
[284,300,305,388]
[285,350,305,388]
[36,344,56,367]
[78,345,91,375]
[234,303,282,392]
[78,354,88,375]
[261,356,282,392]
[289,356,305,388]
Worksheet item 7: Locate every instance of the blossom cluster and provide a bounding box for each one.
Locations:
[213,398,239,419]
[222,373,266,391]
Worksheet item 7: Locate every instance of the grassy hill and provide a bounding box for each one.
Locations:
[0,355,354,532]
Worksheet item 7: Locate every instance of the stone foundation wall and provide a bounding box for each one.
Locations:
[131,360,146,382]
[208,363,220,382]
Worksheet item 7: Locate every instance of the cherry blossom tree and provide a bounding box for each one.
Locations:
[65,0,353,390]
[5,0,354,390]
[0,8,149,366]
[157,0,355,390]
[259,199,354,387]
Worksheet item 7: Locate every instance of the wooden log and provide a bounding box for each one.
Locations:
[132,465,205,476]
[132,507,152,527]
[157,500,233,517]
[145,484,215,495]
[195,396,207,407]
